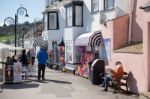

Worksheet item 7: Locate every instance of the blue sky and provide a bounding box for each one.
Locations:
[0,0,45,26]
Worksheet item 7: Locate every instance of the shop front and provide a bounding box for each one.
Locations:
[74,30,102,78]
[47,38,65,71]
[57,39,65,71]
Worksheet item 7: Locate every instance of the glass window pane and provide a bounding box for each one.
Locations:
[67,6,72,26]
[108,0,114,9]
[66,41,72,62]
[105,0,114,10]
[48,13,57,29]
[92,0,99,12]
[75,6,82,26]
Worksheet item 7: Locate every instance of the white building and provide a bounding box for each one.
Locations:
[43,0,127,70]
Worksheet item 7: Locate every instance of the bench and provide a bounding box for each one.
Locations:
[100,72,129,93]
[111,72,129,93]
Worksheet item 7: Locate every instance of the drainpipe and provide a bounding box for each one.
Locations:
[128,0,134,43]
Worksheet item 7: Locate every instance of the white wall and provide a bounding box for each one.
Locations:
[42,31,48,41]
[83,0,101,32]
[44,6,66,49]
[64,27,84,41]
[24,38,33,49]
[44,14,47,31]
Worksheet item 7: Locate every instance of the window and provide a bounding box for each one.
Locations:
[75,6,82,26]
[91,0,99,12]
[66,6,73,26]
[104,0,114,10]
[65,1,83,27]
[48,12,59,30]
[65,41,73,63]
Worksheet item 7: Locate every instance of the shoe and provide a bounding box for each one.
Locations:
[102,89,108,91]
[42,78,45,80]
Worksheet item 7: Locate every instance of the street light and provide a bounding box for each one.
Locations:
[3,17,15,27]
[3,6,29,55]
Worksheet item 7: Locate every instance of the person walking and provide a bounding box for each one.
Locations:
[37,47,48,80]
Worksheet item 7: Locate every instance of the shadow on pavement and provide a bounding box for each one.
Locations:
[45,79,72,84]
[1,82,39,89]
[29,78,72,84]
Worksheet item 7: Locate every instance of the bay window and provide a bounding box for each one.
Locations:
[65,1,83,27]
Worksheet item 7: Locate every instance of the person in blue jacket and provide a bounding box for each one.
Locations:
[37,47,48,80]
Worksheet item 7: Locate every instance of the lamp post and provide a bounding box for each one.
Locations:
[3,7,29,55]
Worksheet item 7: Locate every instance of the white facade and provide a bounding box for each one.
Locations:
[24,37,34,49]
[43,0,127,69]
[43,5,65,51]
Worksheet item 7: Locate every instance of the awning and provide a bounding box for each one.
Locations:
[33,36,48,47]
[75,31,102,46]
[89,31,102,46]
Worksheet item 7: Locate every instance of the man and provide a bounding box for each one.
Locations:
[101,61,124,91]
[20,49,28,80]
[37,47,48,80]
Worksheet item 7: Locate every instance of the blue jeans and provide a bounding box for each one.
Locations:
[102,75,112,90]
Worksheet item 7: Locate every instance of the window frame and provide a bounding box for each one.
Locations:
[47,11,59,30]
[75,6,83,26]
[91,0,99,13]
[104,0,115,11]
[65,41,73,63]
[66,6,73,27]
[65,1,83,27]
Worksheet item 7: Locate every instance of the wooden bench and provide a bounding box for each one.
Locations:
[111,72,129,93]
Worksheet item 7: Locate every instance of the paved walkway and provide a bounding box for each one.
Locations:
[0,68,140,99]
